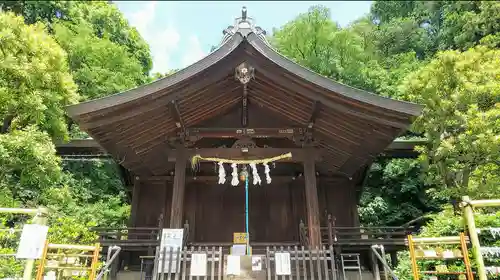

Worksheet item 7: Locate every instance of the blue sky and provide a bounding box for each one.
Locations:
[115,1,372,74]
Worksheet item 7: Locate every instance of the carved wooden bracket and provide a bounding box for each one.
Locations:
[231,137,257,149]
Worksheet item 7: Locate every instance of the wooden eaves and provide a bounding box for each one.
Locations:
[64,10,423,177]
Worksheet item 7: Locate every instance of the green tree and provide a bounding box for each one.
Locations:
[271,6,340,78]
[0,12,78,139]
[66,1,153,74]
[0,127,63,207]
[401,46,500,202]
[359,159,442,226]
[270,5,438,228]
[438,1,500,50]
[0,1,153,74]
[53,22,145,100]
[371,1,500,57]
[0,1,75,25]
[271,6,388,93]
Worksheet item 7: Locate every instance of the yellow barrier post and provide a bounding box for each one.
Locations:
[407,235,419,280]
[89,243,101,280]
[36,243,101,280]
[407,233,472,279]
[461,196,500,280]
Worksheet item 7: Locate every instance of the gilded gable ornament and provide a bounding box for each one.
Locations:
[235,62,254,85]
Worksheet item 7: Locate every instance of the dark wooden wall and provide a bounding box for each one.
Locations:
[134,179,172,228]
[318,178,359,227]
[130,103,360,241]
[132,176,359,243]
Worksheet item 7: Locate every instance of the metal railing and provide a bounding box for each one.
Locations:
[95,245,121,280]
[371,245,399,280]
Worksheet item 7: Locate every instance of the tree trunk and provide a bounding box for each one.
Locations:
[1,115,14,134]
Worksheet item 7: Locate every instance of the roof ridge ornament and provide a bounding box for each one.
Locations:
[220,6,268,45]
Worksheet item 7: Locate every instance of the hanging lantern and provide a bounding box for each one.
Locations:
[239,166,249,182]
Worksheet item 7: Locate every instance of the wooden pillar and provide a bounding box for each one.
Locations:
[170,150,187,228]
[304,156,321,248]
[128,176,141,227]
[390,252,398,268]
[370,251,381,280]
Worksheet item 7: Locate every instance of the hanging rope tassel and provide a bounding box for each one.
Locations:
[250,163,261,185]
[231,163,239,186]
[263,162,271,184]
[218,162,226,184]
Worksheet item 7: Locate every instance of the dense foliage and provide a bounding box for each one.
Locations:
[0,4,134,277]
[270,2,499,277]
[0,1,498,278]
[0,12,78,140]
[402,47,500,203]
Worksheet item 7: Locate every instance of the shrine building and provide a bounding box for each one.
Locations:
[65,8,423,269]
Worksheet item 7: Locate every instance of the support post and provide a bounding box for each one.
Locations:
[304,156,321,248]
[390,251,398,268]
[370,252,381,280]
[245,177,250,255]
[24,207,48,280]
[170,150,187,228]
[128,176,140,227]
[462,195,486,280]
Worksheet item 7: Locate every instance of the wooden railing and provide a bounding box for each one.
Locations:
[91,220,190,251]
[143,245,338,280]
[299,214,417,249]
[91,227,160,250]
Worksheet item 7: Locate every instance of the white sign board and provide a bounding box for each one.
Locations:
[226,255,240,275]
[252,256,262,271]
[158,228,184,273]
[190,253,207,276]
[231,244,246,256]
[16,224,49,259]
[275,253,291,275]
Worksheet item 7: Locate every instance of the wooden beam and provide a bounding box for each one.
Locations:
[167,147,321,162]
[55,139,425,159]
[307,101,321,129]
[185,127,303,139]
[141,175,348,182]
[170,150,187,228]
[304,156,321,248]
[241,85,248,127]
[168,100,185,136]
[249,58,411,129]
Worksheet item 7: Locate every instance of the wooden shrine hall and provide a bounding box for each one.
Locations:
[65,9,423,254]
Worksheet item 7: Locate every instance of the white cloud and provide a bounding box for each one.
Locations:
[128,1,157,34]
[126,1,180,74]
[180,35,207,68]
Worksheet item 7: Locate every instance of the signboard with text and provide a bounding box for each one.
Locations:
[16,224,49,259]
[233,232,248,244]
[158,228,184,273]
